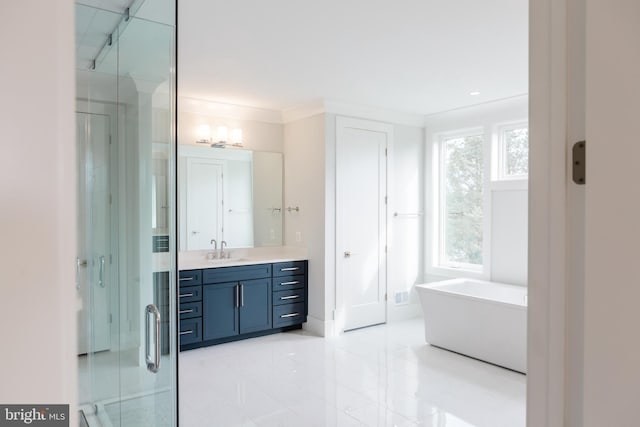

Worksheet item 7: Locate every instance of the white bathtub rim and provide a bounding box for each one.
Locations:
[416,278,528,309]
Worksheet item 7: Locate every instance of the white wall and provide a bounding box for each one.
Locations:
[0,0,77,419]
[388,125,425,320]
[283,114,328,333]
[491,189,528,285]
[424,96,529,285]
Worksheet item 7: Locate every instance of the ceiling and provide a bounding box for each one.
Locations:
[178,0,528,116]
[75,0,528,117]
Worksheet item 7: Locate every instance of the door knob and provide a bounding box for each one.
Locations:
[191,230,200,235]
[344,251,351,258]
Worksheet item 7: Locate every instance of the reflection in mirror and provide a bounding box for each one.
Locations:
[178,145,283,250]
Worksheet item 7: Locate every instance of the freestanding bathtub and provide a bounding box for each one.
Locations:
[416,278,527,373]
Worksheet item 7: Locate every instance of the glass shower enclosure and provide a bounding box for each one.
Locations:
[75,1,177,425]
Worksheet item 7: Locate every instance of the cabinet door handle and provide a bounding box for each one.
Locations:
[145,304,161,373]
[179,277,194,282]
[179,330,193,336]
[280,267,299,271]
[235,285,240,308]
[279,281,300,286]
[240,284,245,307]
[280,295,300,300]
[280,313,300,318]
[179,293,194,298]
[179,309,194,314]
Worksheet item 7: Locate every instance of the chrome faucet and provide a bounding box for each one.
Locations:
[220,240,227,258]
[209,239,218,259]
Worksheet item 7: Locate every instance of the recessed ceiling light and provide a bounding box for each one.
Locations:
[469,91,481,96]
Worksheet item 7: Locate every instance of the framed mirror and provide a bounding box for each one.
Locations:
[178,145,283,250]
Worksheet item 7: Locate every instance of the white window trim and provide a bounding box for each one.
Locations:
[427,127,491,280]
[493,120,529,182]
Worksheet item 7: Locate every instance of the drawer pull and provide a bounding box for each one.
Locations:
[280,295,300,300]
[280,313,300,318]
[179,277,194,282]
[179,309,194,314]
[280,267,300,272]
[179,330,193,335]
[279,281,300,286]
[179,293,194,298]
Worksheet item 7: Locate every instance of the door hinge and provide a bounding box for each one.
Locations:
[385,293,388,301]
[384,196,388,205]
[572,140,586,185]
[385,148,388,156]
[109,313,113,324]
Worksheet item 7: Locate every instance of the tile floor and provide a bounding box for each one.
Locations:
[179,318,526,427]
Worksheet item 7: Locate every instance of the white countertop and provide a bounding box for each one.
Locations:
[178,246,308,271]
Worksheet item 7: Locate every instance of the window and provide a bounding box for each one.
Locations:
[438,132,484,270]
[497,123,529,179]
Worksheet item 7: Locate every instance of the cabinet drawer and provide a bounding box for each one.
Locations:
[272,275,305,291]
[179,318,202,346]
[273,302,306,328]
[178,285,202,303]
[179,270,202,287]
[203,264,272,284]
[153,235,170,253]
[272,261,306,277]
[179,301,202,320]
[273,289,305,306]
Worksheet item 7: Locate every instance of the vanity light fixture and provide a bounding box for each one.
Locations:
[196,124,244,148]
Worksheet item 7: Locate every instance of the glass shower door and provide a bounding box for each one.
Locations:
[76,3,177,426]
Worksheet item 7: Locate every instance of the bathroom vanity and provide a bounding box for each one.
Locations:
[178,253,308,351]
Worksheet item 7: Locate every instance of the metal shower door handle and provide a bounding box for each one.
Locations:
[98,256,105,288]
[344,251,352,258]
[145,304,161,373]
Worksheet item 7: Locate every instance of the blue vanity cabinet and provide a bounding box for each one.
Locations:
[202,282,240,340]
[201,264,272,342]
[180,260,307,351]
[238,278,272,334]
[272,261,308,328]
[178,270,203,347]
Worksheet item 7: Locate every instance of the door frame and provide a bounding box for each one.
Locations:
[529,0,575,424]
[335,116,393,332]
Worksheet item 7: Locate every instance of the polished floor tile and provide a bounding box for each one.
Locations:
[179,318,526,427]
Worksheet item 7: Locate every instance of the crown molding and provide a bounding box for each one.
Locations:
[180,96,427,128]
[282,98,425,127]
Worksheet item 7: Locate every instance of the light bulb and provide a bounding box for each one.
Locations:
[216,126,229,142]
[196,124,211,142]
[231,128,243,144]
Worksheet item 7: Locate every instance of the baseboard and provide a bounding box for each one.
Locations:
[302,315,336,337]
[387,302,422,322]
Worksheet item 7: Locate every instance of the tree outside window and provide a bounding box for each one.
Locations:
[441,134,484,267]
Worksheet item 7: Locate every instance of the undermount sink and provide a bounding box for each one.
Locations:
[206,256,248,263]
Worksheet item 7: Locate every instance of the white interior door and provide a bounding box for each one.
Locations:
[336,117,390,331]
[77,112,111,355]
[583,1,640,425]
[186,158,223,250]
